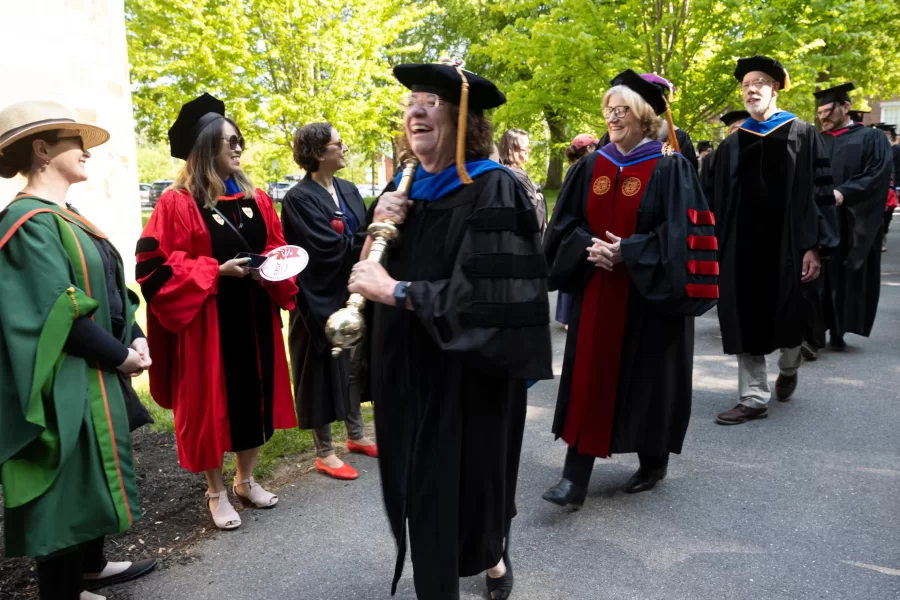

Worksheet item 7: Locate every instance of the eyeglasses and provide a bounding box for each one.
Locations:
[602,106,631,120]
[325,141,349,152]
[399,94,442,110]
[57,135,85,150]
[815,103,848,121]
[741,78,776,91]
[222,135,245,150]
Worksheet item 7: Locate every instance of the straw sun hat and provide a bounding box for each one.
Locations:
[0,100,110,158]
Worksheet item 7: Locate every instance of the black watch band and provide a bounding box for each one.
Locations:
[394,281,411,308]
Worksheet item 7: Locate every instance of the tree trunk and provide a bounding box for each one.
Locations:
[545,108,566,190]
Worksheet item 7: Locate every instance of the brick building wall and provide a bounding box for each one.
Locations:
[864,95,900,127]
[0,0,141,280]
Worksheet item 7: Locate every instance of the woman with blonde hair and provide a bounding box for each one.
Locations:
[136,93,298,530]
[542,70,717,507]
[0,100,156,599]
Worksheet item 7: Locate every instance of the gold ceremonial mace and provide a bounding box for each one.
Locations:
[325,158,419,357]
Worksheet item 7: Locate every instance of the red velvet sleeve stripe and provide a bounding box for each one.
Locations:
[686,284,719,299]
[687,209,716,225]
[687,260,719,275]
[687,235,718,250]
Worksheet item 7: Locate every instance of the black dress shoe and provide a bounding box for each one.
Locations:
[485,550,513,600]
[83,559,158,591]
[541,478,587,508]
[774,373,798,402]
[830,334,847,350]
[624,467,666,494]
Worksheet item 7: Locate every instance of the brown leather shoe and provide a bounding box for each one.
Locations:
[774,373,798,402]
[716,404,768,425]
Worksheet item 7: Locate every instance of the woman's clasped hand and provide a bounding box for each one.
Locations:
[587,231,623,271]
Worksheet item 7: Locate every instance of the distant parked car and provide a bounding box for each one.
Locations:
[149,180,174,208]
[356,183,381,198]
[139,182,151,206]
[268,181,293,202]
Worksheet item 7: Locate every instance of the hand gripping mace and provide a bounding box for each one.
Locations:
[324,158,419,357]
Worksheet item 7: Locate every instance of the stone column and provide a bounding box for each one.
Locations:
[0,0,141,281]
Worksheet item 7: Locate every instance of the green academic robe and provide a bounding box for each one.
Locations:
[0,196,141,558]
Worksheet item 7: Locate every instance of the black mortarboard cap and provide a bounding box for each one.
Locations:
[393,63,506,113]
[813,82,855,107]
[734,55,791,91]
[168,93,226,160]
[875,123,897,133]
[394,59,505,184]
[609,69,667,115]
[848,109,870,123]
[720,110,750,126]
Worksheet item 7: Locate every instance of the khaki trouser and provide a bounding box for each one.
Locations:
[737,347,803,409]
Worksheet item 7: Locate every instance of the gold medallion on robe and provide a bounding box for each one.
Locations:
[242,207,254,219]
[621,177,642,197]
[592,176,611,195]
[212,214,225,226]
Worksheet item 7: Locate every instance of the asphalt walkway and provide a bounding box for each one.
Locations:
[126,247,900,600]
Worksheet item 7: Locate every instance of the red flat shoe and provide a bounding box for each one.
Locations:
[315,457,359,480]
[347,440,379,458]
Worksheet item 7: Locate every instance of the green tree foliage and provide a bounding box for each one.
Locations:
[127,0,900,190]
[465,0,900,186]
[136,141,179,183]
[126,0,432,174]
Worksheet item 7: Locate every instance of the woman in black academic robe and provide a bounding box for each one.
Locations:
[282,123,378,481]
[347,62,552,600]
[542,70,717,509]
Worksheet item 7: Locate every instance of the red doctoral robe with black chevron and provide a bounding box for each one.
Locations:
[135,188,297,473]
[544,141,717,458]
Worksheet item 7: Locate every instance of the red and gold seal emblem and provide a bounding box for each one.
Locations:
[592,176,611,195]
[621,176,642,197]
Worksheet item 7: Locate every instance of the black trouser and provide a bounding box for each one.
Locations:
[562,446,669,487]
[885,210,894,236]
[36,537,107,599]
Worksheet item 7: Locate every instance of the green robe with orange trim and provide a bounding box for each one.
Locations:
[0,196,141,558]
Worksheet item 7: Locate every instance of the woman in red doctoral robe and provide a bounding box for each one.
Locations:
[542,70,718,508]
[136,94,297,530]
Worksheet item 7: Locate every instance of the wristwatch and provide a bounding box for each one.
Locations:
[393,281,411,308]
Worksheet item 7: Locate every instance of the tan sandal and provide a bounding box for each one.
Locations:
[206,489,241,530]
[233,476,278,508]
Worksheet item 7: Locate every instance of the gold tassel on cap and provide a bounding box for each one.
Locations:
[663,97,681,153]
[454,66,473,184]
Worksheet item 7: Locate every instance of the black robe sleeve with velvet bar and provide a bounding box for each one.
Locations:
[544,150,715,460]
[365,168,551,600]
[620,155,719,317]
[281,176,367,429]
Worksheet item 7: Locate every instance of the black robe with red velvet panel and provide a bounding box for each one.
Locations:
[136,188,297,473]
[281,176,367,429]
[820,124,891,338]
[711,118,839,356]
[544,146,717,459]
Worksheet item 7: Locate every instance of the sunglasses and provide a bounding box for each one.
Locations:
[222,134,245,150]
[57,135,85,150]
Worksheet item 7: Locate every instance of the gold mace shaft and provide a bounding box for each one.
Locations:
[325,158,418,357]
